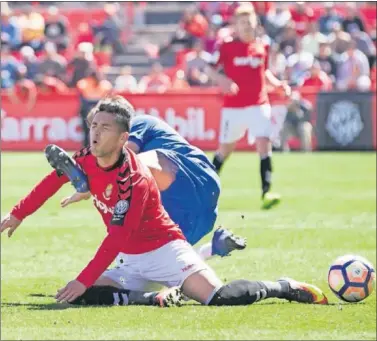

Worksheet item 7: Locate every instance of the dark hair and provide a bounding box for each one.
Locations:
[87,95,134,132]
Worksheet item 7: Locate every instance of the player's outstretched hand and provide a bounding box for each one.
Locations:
[61,191,91,208]
[0,213,21,238]
[56,280,86,303]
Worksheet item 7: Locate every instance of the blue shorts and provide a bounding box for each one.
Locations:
[155,149,221,245]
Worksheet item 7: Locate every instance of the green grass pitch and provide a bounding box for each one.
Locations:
[1,152,376,340]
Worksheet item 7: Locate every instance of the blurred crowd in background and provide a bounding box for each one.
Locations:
[1,1,376,97]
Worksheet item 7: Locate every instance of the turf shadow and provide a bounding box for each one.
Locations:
[29,293,55,298]
[326,302,366,306]
[2,302,80,310]
[183,301,365,307]
[183,301,289,307]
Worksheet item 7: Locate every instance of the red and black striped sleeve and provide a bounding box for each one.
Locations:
[11,147,91,221]
[11,170,69,221]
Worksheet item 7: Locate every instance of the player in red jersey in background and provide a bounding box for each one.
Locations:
[206,4,291,209]
[1,96,328,308]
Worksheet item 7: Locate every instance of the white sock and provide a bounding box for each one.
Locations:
[195,242,213,260]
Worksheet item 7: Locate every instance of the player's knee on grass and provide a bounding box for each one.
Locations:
[181,269,223,304]
[181,271,275,306]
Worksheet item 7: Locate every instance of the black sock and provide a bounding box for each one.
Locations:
[70,286,157,306]
[208,280,289,306]
[213,153,225,173]
[260,156,272,196]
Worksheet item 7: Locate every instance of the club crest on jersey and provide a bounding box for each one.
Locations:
[114,200,129,215]
[111,199,130,226]
[103,184,113,200]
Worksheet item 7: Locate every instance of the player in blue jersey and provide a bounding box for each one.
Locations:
[56,114,246,260]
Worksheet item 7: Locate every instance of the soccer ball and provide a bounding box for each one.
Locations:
[328,255,376,303]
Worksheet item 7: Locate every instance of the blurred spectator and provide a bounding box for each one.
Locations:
[114,66,138,92]
[44,6,69,52]
[203,25,218,54]
[302,61,333,90]
[75,23,94,47]
[342,2,366,33]
[318,2,343,35]
[268,43,287,80]
[280,92,313,152]
[256,24,272,46]
[145,7,208,59]
[286,40,315,85]
[349,27,376,68]
[77,69,113,146]
[1,4,21,49]
[1,44,24,89]
[39,42,67,80]
[336,40,371,91]
[18,9,45,52]
[251,1,273,26]
[10,76,38,112]
[202,2,237,26]
[264,3,291,40]
[180,6,208,38]
[139,62,171,93]
[35,74,68,95]
[67,42,96,88]
[199,2,221,20]
[290,2,314,36]
[185,39,211,87]
[328,22,352,57]
[315,40,337,82]
[20,46,40,82]
[93,3,124,54]
[171,69,190,90]
[185,7,209,37]
[278,23,298,57]
[301,22,326,56]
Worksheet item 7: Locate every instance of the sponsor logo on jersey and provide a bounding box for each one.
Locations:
[233,56,263,68]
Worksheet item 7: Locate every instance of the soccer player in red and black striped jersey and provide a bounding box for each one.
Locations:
[1,96,328,307]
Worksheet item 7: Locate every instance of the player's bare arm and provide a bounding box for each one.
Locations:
[265,69,292,97]
[205,65,239,95]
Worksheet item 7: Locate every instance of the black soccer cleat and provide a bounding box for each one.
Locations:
[45,144,89,193]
